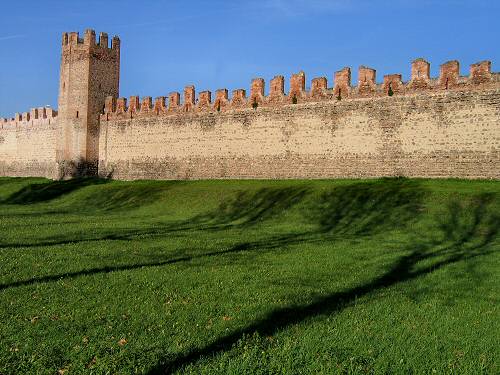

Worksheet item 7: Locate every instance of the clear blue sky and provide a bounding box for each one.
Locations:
[0,0,498,117]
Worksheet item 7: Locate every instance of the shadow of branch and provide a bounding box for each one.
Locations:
[146,192,498,374]
[0,185,310,250]
[0,180,425,291]
[2,178,109,205]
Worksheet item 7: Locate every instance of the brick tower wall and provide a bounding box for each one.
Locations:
[57,30,119,177]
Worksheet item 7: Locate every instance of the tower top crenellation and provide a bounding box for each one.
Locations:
[61,29,120,50]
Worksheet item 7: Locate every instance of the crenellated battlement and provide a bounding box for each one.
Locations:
[102,58,499,120]
[1,107,57,129]
[61,29,120,51]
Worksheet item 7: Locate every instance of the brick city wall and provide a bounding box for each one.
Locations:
[1,57,499,180]
[98,60,500,180]
[0,108,59,178]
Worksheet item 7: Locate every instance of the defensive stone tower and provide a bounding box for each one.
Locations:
[57,29,120,177]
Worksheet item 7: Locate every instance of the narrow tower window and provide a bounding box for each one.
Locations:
[388,83,394,97]
[252,98,258,109]
[76,111,79,118]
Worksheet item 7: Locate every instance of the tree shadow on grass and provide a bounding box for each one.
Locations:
[0,185,313,290]
[310,178,424,236]
[190,178,423,234]
[1,179,185,213]
[0,180,421,278]
[0,177,25,186]
[2,178,109,204]
[187,185,311,229]
[1,179,496,372]
[146,193,499,374]
[0,245,259,291]
[0,179,420,255]
[0,179,426,293]
[75,181,184,212]
[0,184,311,251]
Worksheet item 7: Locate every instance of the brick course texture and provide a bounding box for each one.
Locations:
[0,30,499,180]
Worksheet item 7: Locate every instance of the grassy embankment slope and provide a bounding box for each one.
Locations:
[0,177,498,374]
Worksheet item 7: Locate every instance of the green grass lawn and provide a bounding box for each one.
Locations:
[0,177,498,374]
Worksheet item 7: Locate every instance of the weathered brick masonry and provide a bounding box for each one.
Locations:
[1,29,499,180]
[0,108,58,178]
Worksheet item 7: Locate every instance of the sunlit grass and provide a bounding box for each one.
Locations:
[0,177,498,374]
